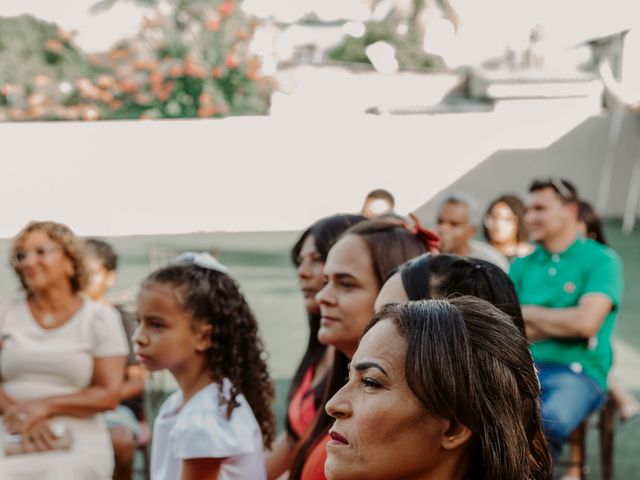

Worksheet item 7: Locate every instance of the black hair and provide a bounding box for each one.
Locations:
[529,177,578,204]
[578,200,608,246]
[286,214,365,440]
[365,299,552,480]
[289,219,427,479]
[399,253,525,335]
[84,238,118,272]
[142,263,275,448]
[365,188,395,206]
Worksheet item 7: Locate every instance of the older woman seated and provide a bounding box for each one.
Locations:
[324,297,552,480]
[0,221,129,479]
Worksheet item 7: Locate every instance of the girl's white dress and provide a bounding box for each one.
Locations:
[151,380,266,480]
[0,299,129,480]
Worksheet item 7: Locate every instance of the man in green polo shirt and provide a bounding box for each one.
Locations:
[510,178,623,460]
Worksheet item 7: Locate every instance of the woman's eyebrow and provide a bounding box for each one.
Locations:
[334,273,358,282]
[353,361,389,378]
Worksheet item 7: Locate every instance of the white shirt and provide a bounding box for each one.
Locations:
[151,381,266,480]
[469,239,511,272]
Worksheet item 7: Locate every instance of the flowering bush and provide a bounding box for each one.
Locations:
[0,1,271,122]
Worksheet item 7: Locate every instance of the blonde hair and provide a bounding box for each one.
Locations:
[11,221,88,293]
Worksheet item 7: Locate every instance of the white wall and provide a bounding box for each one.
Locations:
[415,111,639,227]
[3,95,633,238]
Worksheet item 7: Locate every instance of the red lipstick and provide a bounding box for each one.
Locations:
[328,431,348,446]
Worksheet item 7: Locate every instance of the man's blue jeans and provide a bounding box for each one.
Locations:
[536,362,606,460]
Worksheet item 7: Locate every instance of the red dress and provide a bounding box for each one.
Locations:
[300,434,330,480]
[288,367,318,438]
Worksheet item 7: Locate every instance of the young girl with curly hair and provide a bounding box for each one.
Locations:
[133,252,275,480]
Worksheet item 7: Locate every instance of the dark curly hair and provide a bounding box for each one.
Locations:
[143,263,275,448]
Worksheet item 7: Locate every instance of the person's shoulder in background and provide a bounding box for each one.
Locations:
[469,239,510,272]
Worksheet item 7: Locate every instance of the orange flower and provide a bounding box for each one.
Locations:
[218,1,234,18]
[120,80,138,94]
[44,39,64,53]
[149,70,163,85]
[197,105,218,117]
[206,18,221,31]
[33,74,51,87]
[109,48,130,60]
[211,66,223,79]
[169,65,183,77]
[224,54,239,69]
[96,75,115,89]
[184,59,207,79]
[235,30,250,40]
[110,100,123,110]
[100,90,114,103]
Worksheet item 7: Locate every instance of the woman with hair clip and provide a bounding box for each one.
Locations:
[325,298,553,480]
[375,252,525,333]
[289,218,439,480]
[266,214,365,479]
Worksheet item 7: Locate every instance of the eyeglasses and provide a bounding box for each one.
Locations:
[11,246,62,266]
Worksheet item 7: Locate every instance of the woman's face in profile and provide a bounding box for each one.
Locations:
[324,319,450,480]
[295,234,325,314]
[316,234,380,358]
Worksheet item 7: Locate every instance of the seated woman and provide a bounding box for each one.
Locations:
[0,221,129,479]
[267,214,365,480]
[483,194,533,260]
[289,220,438,480]
[325,297,553,480]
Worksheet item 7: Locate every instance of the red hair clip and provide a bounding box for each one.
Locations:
[407,213,440,253]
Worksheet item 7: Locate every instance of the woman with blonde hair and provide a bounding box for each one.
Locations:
[0,221,129,479]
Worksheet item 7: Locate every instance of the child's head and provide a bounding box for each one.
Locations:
[84,238,118,302]
[133,253,275,447]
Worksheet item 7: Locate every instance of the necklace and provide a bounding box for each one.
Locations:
[41,313,56,327]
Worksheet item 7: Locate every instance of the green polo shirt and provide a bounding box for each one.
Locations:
[510,237,623,390]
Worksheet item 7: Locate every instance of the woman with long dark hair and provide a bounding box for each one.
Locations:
[266,214,365,479]
[325,298,552,480]
[289,220,438,480]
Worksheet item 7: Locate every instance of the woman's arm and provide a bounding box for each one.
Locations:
[266,432,296,480]
[4,355,126,432]
[0,387,17,414]
[118,365,145,402]
[181,458,222,480]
